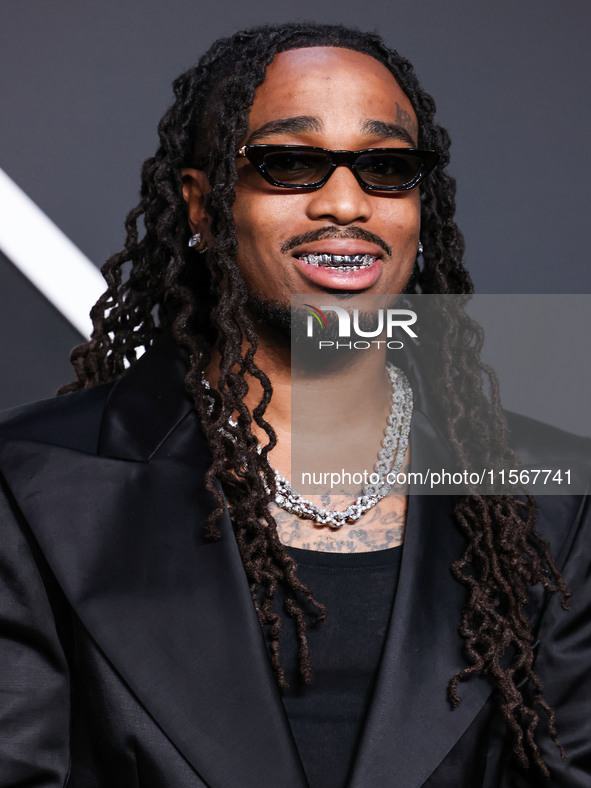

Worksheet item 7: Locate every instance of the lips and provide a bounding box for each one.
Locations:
[291,240,384,290]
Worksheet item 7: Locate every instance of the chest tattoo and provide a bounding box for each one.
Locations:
[271,495,407,553]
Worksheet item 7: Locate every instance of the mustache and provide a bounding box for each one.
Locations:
[280,226,392,256]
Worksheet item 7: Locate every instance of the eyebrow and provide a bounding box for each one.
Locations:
[360,119,416,146]
[246,115,417,147]
[246,116,323,143]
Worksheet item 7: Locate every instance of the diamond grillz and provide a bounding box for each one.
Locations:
[300,253,376,271]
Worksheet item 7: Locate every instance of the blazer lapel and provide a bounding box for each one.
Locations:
[0,335,307,788]
[349,409,494,788]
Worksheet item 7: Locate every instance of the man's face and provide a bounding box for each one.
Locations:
[232,46,422,305]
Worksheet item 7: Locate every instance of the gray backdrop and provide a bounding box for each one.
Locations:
[1,0,589,410]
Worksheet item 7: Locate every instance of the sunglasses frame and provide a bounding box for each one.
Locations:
[236,144,440,192]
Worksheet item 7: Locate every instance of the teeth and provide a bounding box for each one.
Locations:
[300,253,377,270]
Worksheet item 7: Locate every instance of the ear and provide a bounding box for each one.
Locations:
[181,168,212,241]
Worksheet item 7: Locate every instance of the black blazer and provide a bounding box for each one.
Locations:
[0,335,590,787]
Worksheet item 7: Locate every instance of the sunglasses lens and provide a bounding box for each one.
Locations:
[262,150,331,185]
[355,152,423,188]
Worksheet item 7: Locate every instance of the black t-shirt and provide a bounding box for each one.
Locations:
[273,544,403,788]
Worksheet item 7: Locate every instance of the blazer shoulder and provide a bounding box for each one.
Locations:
[0,383,114,455]
[504,411,591,560]
[505,410,591,468]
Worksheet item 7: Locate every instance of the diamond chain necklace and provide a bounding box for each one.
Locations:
[201,362,413,530]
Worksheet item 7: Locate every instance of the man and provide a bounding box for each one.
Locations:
[0,22,589,788]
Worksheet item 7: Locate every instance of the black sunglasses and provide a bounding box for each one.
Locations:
[236,144,439,192]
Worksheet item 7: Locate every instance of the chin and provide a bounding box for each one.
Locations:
[246,294,341,343]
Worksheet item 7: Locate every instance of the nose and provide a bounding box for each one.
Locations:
[305,164,373,225]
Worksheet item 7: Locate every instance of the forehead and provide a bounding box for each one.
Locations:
[245,46,417,138]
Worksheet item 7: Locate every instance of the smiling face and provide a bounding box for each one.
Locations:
[231,47,422,305]
[183,46,425,310]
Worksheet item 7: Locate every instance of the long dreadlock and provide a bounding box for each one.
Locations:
[59,22,568,776]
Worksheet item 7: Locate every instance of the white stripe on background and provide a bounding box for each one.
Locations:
[0,167,105,337]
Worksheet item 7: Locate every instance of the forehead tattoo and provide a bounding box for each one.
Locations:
[395,102,418,140]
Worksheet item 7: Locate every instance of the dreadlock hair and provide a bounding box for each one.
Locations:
[60,22,569,777]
